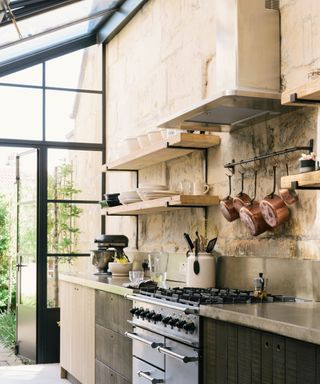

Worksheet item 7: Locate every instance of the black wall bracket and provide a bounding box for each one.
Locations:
[290,93,320,105]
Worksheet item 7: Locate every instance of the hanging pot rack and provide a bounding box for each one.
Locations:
[224,139,314,173]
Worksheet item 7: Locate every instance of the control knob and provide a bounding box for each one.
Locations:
[176,320,187,329]
[140,310,150,319]
[168,318,179,327]
[146,311,155,320]
[183,322,196,333]
[152,313,163,322]
[135,308,144,317]
[130,307,138,315]
[162,316,172,325]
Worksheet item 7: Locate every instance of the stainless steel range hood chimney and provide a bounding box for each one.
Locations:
[158,0,296,132]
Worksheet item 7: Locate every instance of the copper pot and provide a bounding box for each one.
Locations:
[278,164,299,205]
[279,188,299,205]
[220,197,239,222]
[233,192,251,212]
[233,172,251,212]
[259,166,290,228]
[260,194,290,227]
[239,201,270,236]
[220,174,239,222]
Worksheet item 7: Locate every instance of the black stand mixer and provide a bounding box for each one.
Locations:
[91,234,129,274]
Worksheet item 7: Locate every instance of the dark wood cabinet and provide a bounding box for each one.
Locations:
[203,318,320,384]
[95,290,132,384]
[96,360,130,384]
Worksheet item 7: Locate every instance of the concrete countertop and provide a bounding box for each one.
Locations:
[200,301,320,345]
[59,273,133,296]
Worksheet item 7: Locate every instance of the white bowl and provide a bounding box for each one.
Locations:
[123,137,140,154]
[108,262,133,276]
[137,134,150,148]
[120,190,141,200]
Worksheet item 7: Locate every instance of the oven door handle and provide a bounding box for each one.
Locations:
[125,332,163,349]
[156,346,199,363]
[137,371,164,383]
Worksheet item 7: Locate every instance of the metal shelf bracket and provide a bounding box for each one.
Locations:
[290,93,320,105]
[291,181,320,190]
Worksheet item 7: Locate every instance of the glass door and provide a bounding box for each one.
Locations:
[15,149,38,362]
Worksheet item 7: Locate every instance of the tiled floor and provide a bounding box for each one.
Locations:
[0,364,70,383]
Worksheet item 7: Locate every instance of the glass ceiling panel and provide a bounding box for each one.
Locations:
[0,1,119,46]
[0,16,105,64]
[0,0,121,69]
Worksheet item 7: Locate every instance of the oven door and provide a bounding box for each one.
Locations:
[133,357,165,384]
[161,339,199,384]
[127,327,165,369]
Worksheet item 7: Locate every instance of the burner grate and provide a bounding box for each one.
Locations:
[137,286,295,306]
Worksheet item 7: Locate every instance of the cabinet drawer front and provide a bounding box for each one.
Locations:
[133,357,164,384]
[96,324,132,381]
[96,290,132,333]
[96,360,130,384]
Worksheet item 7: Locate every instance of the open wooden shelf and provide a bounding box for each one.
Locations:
[102,133,220,171]
[281,170,320,189]
[282,77,320,106]
[101,194,220,215]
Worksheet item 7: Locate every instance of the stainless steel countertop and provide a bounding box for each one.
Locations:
[59,273,133,296]
[200,302,320,345]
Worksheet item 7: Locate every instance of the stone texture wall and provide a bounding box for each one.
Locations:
[104,0,320,285]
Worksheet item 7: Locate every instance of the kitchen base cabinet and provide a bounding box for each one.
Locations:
[203,318,320,384]
[60,281,95,384]
[95,290,132,384]
[96,360,130,384]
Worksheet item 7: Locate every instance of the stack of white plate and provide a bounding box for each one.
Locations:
[137,184,178,201]
[119,190,141,204]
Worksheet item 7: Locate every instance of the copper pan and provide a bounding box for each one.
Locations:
[233,171,251,212]
[279,164,299,205]
[220,174,239,222]
[259,166,290,228]
[239,171,270,236]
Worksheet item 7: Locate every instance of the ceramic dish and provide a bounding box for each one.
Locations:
[138,184,168,191]
[137,190,179,200]
[119,199,141,204]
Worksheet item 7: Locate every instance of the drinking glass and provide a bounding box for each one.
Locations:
[148,251,169,287]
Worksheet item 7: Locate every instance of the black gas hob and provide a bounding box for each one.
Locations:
[138,286,296,307]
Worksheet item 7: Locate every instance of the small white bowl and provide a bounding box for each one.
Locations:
[123,137,140,154]
[108,262,133,276]
[137,134,150,148]
[148,130,163,144]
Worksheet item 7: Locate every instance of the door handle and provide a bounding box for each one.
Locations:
[124,332,163,348]
[137,371,164,383]
[156,346,199,363]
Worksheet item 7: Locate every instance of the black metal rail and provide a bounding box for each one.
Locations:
[224,139,314,172]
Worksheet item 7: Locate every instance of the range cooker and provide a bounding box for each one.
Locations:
[125,287,295,384]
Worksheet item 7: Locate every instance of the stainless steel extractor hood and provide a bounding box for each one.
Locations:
[158,0,297,132]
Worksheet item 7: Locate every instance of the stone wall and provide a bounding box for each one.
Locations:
[104,0,320,288]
